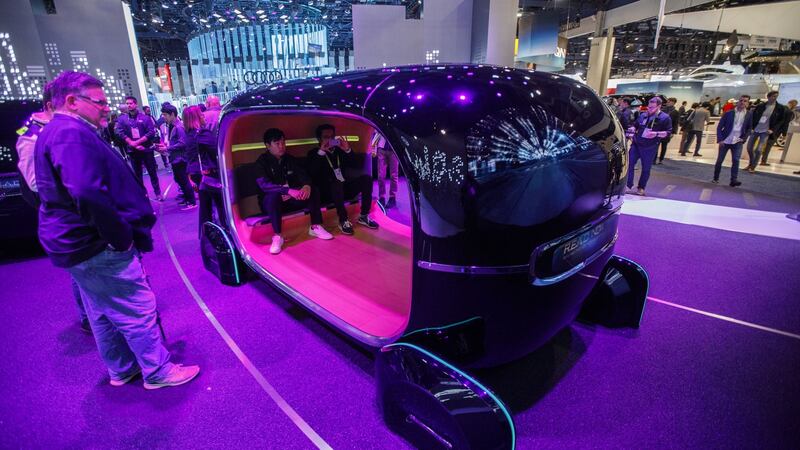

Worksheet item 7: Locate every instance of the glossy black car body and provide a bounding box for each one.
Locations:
[0,100,41,241]
[218,65,647,449]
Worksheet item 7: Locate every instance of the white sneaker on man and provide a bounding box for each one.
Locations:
[269,235,285,254]
[143,364,200,390]
[309,224,333,240]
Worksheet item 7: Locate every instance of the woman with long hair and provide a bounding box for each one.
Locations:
[156,103,196,209]
[183,105,225,233]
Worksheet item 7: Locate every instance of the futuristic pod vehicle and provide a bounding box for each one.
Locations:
[213,65,648,449]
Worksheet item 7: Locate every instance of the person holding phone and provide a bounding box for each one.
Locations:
[307,124,379,235]
[626,97,672,196]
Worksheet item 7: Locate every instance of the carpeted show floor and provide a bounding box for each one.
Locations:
[1,166,798,449]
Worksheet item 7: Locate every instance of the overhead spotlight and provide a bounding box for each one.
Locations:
[199,18,207,22]
[233,9,241,14]
[280,15,288,19]
[218,17,226,22]
[212,12,220,17]
[278,4,284,10]
[322,15,327,19]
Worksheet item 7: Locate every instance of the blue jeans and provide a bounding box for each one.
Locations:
[67,248,173,381]
[627,143,657,190]
[714,143,743,182]
[70,276,87,323]
[746,131,770,168]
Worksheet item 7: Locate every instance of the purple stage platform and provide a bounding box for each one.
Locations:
[1,169,798,449]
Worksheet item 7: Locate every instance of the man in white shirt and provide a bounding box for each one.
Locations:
[713,95,753,187]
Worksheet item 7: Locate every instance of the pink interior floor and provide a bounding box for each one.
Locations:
[234,203,412,339]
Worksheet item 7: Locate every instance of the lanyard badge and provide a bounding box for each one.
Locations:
[325,153,345,182]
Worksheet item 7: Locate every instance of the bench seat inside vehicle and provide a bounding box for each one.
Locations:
[225,113,412,340]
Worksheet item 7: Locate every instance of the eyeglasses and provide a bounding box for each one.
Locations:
[76,94,110,108]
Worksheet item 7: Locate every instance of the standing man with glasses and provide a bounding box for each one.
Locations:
[35,71,200,389]
[713,95,753,187]
[115,96,163,201]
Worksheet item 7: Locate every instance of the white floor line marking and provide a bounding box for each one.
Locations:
[647,296,800,341]
[743,192,758,207]
[658,185,677,196]
[157,184,333,450]
[577,273,799,341]
[699,188,712,201]
[621,196,800,241]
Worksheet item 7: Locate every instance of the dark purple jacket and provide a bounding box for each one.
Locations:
[630,110,672,149]
[34,114,156,268]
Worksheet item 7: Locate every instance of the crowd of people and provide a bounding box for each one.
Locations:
[609,91,799,194]
[13,69,402,390]
[12,71,234,391]
[14,67,798,392]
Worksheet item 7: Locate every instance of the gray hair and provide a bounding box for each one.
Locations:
[50,71,104,109]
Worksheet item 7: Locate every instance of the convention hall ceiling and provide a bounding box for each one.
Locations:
[123,0,421,51]
[123,0,789,67]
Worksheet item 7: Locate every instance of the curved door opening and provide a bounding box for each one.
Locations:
[221,111,412,344]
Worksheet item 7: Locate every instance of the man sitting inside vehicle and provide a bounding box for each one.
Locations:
[307,124,379,235]
[255,128,333,254]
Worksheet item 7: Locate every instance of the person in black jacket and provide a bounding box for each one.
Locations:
[745,91,785,172]
[114,96,163,201]
[307,124,379,235]
[155,103,196,209]
[616,98,633,130]
[35,71,199,389]
[655,97,680,164]
[255,128,333,254]
[760,98,796,166]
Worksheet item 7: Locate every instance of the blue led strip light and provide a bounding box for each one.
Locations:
[402,316,482,339]
[203,220,241,284]
[382,342,516,450]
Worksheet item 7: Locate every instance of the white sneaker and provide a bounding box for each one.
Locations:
[269,235,285,254]
[143,364,200,390]
[309,224,333,240]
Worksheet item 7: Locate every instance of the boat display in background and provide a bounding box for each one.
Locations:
[679,51,800,101]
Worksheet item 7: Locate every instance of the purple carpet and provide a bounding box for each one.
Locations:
[1,170,798,448]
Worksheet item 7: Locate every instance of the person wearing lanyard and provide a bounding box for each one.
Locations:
[713,95,753,187]
[626,97,673,196]
[255,128,333,255]
[307,124,379,236]
[114,96,163,201]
